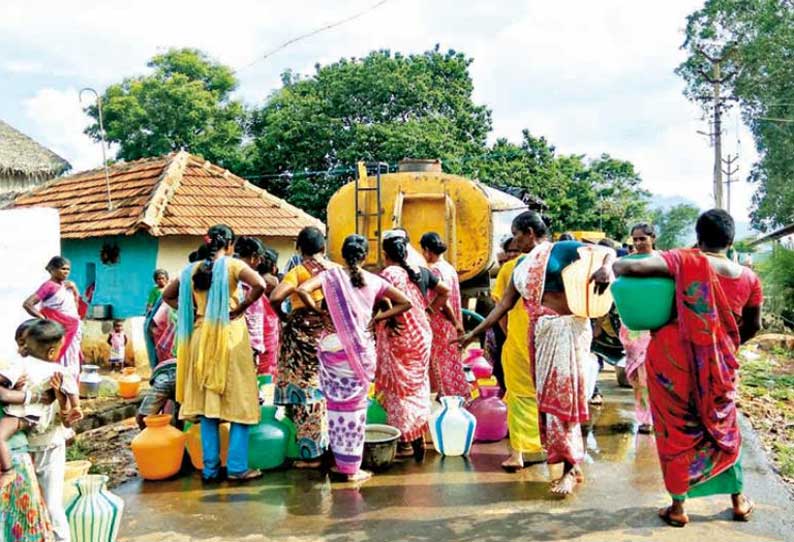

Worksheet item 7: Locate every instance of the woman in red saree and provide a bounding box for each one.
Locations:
[23,257,82,379]
[376,235,449,460]
[419,232,469,398]
[614,209,762,527]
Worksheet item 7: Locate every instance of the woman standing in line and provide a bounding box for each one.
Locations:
[297,235,412,482]
[235,237,267,363]
[614,209,761,527]
[617,223,656,434]
[23,257,82,379]
[257,248,281,376]
[419,232,469,398]
[269,226,336,467]
[458,211,613,495]
[162,224,266,483]
[376,235,449,460]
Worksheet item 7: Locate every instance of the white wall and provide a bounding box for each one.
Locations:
[0,208,60,359]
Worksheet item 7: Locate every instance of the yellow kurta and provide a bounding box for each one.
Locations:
[179,258,260,425]
[493,258,542,453]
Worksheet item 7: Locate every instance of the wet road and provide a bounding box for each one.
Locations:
[116,375,793,542]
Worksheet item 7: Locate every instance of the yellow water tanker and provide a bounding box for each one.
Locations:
[327,160,528,288]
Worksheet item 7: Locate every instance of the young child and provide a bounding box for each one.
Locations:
[107,320,127,371]
[0,319,82,541]
[146,269,169,315]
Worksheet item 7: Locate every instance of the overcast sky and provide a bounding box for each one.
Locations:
[0,0,758,224]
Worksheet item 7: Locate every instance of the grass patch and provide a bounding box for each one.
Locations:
[66,438,90,462]
[774,442,794,479]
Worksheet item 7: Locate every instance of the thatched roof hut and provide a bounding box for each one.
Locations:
[0,119,71,197]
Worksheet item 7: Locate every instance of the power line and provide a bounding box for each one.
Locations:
[240,0,391,70]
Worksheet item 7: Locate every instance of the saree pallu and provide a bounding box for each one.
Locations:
[376,266,433,443]
[619,327,652,427]
[257,302,280,376]
[646,248,742,499]
[534,315,592,465]
[318,267,388,473]
[1,452,55,542]
[428,260,470,398]
[275,308,331,459]
[37,281,82,378]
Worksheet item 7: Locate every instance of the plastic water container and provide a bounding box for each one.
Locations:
[611,254,675,331]
[562,245,614,318]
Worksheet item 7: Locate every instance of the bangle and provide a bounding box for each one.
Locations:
[24,390,32,405]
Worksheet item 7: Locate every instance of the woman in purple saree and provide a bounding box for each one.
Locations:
[297,235,412,482]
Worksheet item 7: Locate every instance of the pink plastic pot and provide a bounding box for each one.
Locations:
[464,349,493,380]
[466,386,508,442]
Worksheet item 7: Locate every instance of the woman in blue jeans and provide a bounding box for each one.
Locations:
[162,225,266,483]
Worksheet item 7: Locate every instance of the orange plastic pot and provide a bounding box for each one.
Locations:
[118,367,142,399]
[184,422,230,470]
[131,414,186,480]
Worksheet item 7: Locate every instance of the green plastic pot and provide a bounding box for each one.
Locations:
[611,254,675,331]
[366,396,388,425]
[248,406,288,470]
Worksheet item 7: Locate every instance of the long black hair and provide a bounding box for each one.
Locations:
[383,236,420,284]
[296,226,325,257]
[342,234,369,288]
[193,224,235,291]
[420,232,447,255]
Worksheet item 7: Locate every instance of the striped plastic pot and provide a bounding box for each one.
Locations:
[65,475,124,542]
[429,396,476,456]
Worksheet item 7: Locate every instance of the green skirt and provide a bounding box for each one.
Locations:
[672,452,743,501]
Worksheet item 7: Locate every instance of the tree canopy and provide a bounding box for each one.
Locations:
[677,0,794,231]
[651,203,701,250]
[89,45,653,233]
[85,48,247,172]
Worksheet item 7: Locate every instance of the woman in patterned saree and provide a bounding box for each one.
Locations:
[376,235,448,460]
[23,257,82,379]
[419,232,469,398]
[458,211,613,495]
[270,226,336,467]
[297,235,412,482]
[614,209,762,527]
[618,223,657,434]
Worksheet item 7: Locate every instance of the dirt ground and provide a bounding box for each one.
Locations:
[737,336,794,492]
[68,417,139,488]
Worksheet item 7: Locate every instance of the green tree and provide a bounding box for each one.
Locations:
[85,48,247,171]
[651,203,701,250]
[248,46,492,217]
[677,0,794,230]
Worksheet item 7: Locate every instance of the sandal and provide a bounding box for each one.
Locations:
[732,498,754,522]
[227,469,263,481]
[501,455,526,472]
[658,506,688,528]
[293,460,322,469]
[589,393,604,406]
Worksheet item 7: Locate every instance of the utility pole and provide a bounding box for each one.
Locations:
[696,47,735,210]
[722,154,739,216]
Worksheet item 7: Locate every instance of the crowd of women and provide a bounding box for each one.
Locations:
[1,206,764,540]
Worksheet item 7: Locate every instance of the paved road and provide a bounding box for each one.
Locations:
[116,373,793,542]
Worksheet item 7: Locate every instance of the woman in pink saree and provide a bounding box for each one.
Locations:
[23,256,82,378]
[297,235,412,482]
[420,232,469,398]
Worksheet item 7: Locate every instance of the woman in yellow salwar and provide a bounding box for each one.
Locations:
[491,236,543,470]
[162,224,266,484]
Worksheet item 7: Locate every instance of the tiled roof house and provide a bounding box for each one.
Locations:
[13,151,323,318]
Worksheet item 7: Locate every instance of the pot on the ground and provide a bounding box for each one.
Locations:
[362,424,400,471]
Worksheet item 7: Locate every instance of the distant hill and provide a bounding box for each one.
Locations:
[648,195,756,242]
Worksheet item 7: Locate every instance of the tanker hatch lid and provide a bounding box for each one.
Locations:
[398,158,442,173]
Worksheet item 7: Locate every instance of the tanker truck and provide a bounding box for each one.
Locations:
[326,159,529,316]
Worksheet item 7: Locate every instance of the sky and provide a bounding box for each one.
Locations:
[0,0,759,226]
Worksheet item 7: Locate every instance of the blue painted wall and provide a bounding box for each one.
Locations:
[62,234,158,319]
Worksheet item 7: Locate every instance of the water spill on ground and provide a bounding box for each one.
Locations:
[117,375,793,542]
